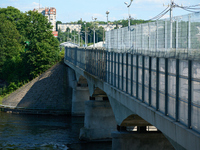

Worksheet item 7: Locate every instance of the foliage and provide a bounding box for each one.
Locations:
[0,7,61,97]
[56,21,62,31]
[0,13,23,81]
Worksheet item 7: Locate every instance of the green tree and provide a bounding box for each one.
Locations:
[56,20,62,31]
[21,10,59,77]
[0,13,23,81]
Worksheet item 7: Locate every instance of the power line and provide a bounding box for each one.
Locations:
[174,2,200,13]
[147,6,170,21]
[147,1,200,21]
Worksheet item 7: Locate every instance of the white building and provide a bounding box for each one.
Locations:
[57,23,122,33]
[57,24,82,33]
[98,24,122,31]
[33,7,57,32]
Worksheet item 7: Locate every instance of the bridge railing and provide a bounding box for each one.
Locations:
[65,46,200,134]
[106,12,200,60]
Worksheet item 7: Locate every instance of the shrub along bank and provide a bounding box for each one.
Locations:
[0,6,63,102]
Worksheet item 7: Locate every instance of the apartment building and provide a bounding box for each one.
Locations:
[33,7,57,32]
[58,23,122,33]
[57,24,82,33]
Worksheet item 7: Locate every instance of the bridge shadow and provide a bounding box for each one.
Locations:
[2,63,72,114]
[16,63,71,111]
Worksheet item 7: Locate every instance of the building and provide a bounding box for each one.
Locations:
[57,23,122,33]
[98,24,123,31]
[57,24,82,33]
[33,7,57,32]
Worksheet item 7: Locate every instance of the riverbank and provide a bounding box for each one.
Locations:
[1,61,72,115]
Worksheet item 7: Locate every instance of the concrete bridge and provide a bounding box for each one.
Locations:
[64,12,200,150]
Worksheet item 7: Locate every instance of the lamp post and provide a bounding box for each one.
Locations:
[84,22,87,47]
[92,17,97,47]
[73,35,77,44]
[124,0,133,29]
[106,11,110,31]
[88,34,92,43]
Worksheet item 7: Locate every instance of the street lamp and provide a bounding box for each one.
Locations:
[106,11,110,31]
[88,33,92,44]
[73,35,77,44]
[124,0,133,29]
[92,17,97,47]
[84,22,87,47]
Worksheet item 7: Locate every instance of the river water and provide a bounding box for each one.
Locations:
[0,112,112,150]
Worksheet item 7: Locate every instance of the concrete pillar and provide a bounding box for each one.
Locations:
[72,86,90,116]
[79,100,117,141]
[112,131,174,150]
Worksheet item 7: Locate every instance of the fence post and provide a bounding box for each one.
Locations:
[165,58,168,116]
[188,15,191,57]
[126,53,129,93]
[156,57,159,110]
[188,60,192,129]
[131,54,133,96]
[176,18,179,56]
[148,23,150,54]
[156,20,158,52]
[165,20,167,55]
[111,51,114,85]
[136,54,139,99]
[108,51,110,84]
[122,53,124,91]
[176,59,179,121]
[74,47,77,66]
[149,57,152,106]
[118,53,120,89]
[114,52,117,87]
[142,56,145,102]
[105,50,108,82]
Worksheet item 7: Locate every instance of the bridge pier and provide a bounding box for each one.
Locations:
[112,130,174,150]
[71,85,90,116]
[79,99,117,141]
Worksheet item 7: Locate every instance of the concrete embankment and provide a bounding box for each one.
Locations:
[1,62,72,115]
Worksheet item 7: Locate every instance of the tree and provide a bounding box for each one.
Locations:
[56,21,62,31]
[0,7,60,81]
[0,13,23,81]
[21,10,60,77]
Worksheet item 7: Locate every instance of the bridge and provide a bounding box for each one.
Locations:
[64,12,200,150]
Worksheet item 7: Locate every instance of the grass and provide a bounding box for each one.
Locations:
[0,96,3,104]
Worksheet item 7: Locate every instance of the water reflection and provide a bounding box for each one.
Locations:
[0,112,112,150]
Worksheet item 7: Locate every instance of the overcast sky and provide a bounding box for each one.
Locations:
[0,0,199,23]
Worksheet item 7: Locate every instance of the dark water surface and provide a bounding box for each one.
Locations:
[0,112,112,150]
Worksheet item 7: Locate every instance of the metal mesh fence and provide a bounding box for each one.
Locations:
[105,12,200,59]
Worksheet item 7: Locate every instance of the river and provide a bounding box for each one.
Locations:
[0,112,112,150]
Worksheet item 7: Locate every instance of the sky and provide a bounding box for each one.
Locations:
[0,0,200,23]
